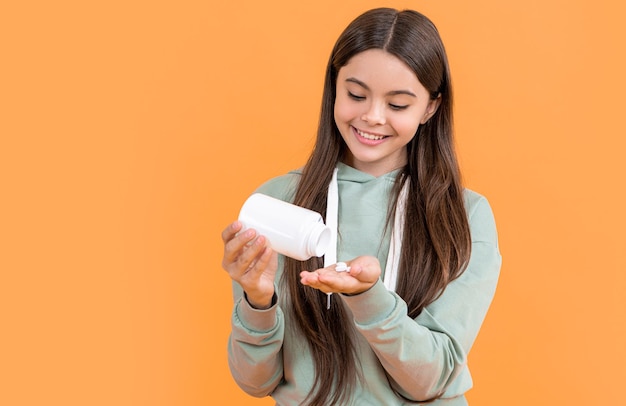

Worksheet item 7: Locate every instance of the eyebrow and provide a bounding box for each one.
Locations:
[345,77,417,97]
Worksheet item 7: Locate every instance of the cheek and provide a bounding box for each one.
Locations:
[393,116,422,139]
[334,96,359,126]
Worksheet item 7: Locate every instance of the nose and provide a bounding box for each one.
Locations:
[361,101,386,125]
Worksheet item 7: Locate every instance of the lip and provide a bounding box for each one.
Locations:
[351,126,389,146]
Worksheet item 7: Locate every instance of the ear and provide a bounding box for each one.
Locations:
[420,93,442,124]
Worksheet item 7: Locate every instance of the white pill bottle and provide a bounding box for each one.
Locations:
[238,193,331,261]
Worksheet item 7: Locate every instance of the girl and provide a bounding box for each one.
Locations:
[221,7,501,405]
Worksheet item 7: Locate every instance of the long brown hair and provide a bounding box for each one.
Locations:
[282,8,472,405]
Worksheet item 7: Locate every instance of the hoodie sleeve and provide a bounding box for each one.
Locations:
[227,282,285,397]
[341,193,502,401]
[226,174,301,396]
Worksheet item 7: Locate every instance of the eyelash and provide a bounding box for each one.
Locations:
[348,92,365,101]
[347,92,409,111]
[389,103,408,111]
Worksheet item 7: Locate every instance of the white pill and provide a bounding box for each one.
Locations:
[335,262,350,272]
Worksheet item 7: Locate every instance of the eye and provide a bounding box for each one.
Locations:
[389,103,409,111]
[348,91,365,101]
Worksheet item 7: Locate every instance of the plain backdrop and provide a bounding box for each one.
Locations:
[1,0,625,404]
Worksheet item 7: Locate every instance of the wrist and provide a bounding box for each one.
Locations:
[343,282,376,296]
[244,291,277,310]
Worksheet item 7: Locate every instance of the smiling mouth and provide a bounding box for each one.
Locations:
[354,127,387,140]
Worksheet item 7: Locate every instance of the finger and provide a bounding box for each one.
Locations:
[221,221,243,243]
[300,274,332,294]
[299,270,320,286]
[347,264,361,276]
[223,227,256,266]
[268,249,278,270]
[245,243,273,276]
[317,270,349,286]
[347,264,379,284]
[301,270,344,293]
[236,235,269,272]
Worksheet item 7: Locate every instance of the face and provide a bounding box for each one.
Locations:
[334,49,440,177]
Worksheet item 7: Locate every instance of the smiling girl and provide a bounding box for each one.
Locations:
[221,8,501,405]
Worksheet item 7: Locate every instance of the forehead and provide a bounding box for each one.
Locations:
[338,49,423,91]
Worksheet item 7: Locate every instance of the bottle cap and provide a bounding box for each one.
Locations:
[307,222,331,257]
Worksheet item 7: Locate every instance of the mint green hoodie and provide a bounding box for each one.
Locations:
[228,163,501,405]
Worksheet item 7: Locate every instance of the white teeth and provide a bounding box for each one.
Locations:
[356,128,385,140]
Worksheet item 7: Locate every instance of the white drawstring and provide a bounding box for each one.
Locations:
[383,180,408,291]
[324,169,339,309]
[325,168,406,308]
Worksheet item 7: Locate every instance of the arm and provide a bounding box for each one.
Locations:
[228,284,285,397]
[225,174,306,396]
[224,174,304,396]
[341,195,501,401]
[221,222,284,396]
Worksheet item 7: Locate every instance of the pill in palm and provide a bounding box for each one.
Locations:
[335,262,350,272]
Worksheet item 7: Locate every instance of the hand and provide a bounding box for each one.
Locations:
[299,255,381,295]
[221,221,278,309]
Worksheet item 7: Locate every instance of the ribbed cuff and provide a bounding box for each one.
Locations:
[341,279,397,325]
[235,293,279,332]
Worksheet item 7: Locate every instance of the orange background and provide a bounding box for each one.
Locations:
[1,0,625,405]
